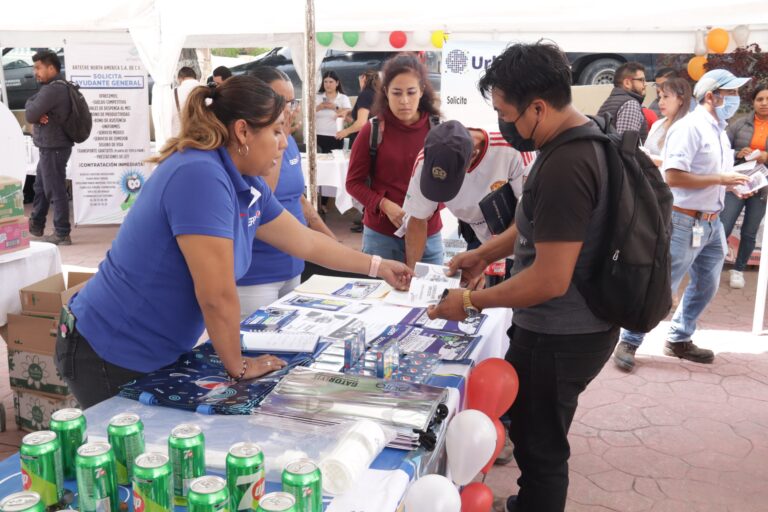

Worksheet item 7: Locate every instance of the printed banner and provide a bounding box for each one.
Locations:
[440,40,509,131]
[67,44,150,224]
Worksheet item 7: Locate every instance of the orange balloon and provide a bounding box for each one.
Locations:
[687,56,708,81]
[707,28,729,53]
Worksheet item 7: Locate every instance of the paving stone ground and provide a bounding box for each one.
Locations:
[1,204,767,511]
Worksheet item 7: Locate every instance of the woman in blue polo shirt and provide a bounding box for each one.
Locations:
[56,75,412,408]
[236,67,336,317]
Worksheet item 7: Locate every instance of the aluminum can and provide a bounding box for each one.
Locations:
[226,442,265,511]
[74,441,119,512]
[0,492,45,512]
[132,453,173,512]
[168,423,206,506]
[186,476,228,512]
[255,493,296,512]
[19,431,64,507]
[107,413,145,485]
[281,460,321,512]
[49,408,87,480]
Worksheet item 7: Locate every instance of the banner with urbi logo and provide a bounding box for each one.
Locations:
[441,40,508,131]
[67,44,151,224]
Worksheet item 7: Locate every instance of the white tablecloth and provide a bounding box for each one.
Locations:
[301,153,356,213]
[0,241,62,325]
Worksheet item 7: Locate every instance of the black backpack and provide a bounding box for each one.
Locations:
[54,80,93,144]
[524,114,673,332]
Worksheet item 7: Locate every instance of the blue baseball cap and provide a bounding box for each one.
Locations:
[420,120,473,203]
[693,69,750,101]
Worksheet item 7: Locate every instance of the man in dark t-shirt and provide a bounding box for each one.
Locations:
[427,42,619,512]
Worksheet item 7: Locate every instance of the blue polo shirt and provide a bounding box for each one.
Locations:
[70,147,284,372]
[238,136,307,286]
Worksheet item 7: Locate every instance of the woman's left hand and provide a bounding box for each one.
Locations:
[377,259,413,290]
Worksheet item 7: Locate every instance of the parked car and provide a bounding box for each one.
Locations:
[566,53,668,85]
[228,47,441,97]
[2,48,66,110]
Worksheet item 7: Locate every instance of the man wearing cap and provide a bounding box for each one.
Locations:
[614,69,751,372]
[401,120,535,273]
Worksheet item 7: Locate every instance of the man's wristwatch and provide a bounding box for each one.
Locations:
[463,290,481,318]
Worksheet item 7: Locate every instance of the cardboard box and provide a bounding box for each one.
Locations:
[0,176,24,221]
[13,389,78,432]
[0,216,30,255]
[19,272,94,318]
[9,350,70,396]
[6,314,58,354]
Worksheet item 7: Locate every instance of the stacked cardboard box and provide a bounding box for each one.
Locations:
[7,272,94,431]
[0,176,29,255]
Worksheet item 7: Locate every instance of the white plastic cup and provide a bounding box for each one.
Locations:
[336,117,344,132]
[320,420,387,495]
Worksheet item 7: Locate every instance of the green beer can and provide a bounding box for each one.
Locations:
[132,453,174,512]
[281,460,322,512]
[75,442,119,512]
[187,476,228,512]
[0,491,45,512]
[19,431,64,508]
[168,423,205,506]
[49,408,87,480]
[107,413,145,485]
[226,442,265,511]
[255,493,296,512]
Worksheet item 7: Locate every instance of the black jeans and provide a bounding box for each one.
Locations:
[30,147,72,236]
[505,323,619,512]
[55,312,145,409]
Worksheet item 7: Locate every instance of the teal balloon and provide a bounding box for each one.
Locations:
[316,32,334,46]
[342,32,359,47]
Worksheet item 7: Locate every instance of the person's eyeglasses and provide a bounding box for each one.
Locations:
[631,78,647,84]
[286,99,301,111]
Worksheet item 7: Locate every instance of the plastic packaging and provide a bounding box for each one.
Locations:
[319,420,390,495]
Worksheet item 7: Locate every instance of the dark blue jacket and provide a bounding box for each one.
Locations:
[25,74,73,148]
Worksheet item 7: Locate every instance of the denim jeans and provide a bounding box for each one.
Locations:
[720,191,767,271]
[30,147,72,236]
[621,211,726,346]
[506,324,619,511]
[361,226,444,264]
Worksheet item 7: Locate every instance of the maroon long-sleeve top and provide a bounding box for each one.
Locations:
[345,108,443,237]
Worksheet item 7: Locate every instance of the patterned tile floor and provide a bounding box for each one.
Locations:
[1,203,767,511]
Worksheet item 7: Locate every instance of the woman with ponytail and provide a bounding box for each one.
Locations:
[56,75,413,408]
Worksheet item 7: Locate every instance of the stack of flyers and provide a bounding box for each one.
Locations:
[241,307,299,331]
[119,343,322,415]
[369,324,480,361]
[280,293,373,314]
[256,367,448,449]
[400,307,487,336]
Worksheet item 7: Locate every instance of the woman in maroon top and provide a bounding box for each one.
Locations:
[345,53,444,265]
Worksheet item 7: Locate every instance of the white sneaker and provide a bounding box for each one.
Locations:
[730,269,746,289]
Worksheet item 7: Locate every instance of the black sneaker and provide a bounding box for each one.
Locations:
[663,341,714,364]
[42,233,72,246]
[613,341,638,372]
[492,495,518,512]
[28,223,44,237]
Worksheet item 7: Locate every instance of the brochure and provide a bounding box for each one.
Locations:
[384,263,461,307]
[295,275,392,299]
[369,324,480,361]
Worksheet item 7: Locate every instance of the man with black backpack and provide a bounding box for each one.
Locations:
[25,49,73,245]
[427,42,623,512]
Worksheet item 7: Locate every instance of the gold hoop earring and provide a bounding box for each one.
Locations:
[237,144,250,157]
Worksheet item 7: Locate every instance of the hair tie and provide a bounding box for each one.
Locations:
[207,83,218,99]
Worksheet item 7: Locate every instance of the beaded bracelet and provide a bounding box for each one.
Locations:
[229,359,248,382]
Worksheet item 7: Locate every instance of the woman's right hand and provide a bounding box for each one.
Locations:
[241,355,287,380]
[379,198,405,228]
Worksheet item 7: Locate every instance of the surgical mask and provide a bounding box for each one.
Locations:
[715,95,740,120]
[498,105,539,152]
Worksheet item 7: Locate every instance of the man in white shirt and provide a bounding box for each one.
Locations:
[615,69,751,371]
[171,66,202,136]
[401,120,535,270]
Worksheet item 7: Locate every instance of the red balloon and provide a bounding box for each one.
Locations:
[460,482,494,512]
[389,31,407,49]
[467,358,519,418]
[480,418,506,475]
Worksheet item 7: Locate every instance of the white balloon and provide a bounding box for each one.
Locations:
[403,474,461,512]
[363,31,381,47]
[413,31,431,47]
[445,409,496,485]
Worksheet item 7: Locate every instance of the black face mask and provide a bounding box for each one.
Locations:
[498,104,539,152]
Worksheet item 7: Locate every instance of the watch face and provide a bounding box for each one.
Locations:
[464,306,480,318]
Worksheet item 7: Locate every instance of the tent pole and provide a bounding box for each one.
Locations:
[0,47,8,106]
[752,212,768,334]
[304,0,318,210]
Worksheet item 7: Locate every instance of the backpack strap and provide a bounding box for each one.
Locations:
[367,117,383,185]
